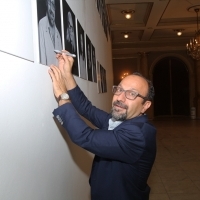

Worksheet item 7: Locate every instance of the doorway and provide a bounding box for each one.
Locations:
[153,57,190,117]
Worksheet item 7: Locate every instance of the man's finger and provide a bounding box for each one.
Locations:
[62,52,70,62]
[61,52,74,70]
[48,68,56,82]
[50,65,62,80]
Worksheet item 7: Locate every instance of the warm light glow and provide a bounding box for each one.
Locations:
[124,34,129,38]
[122,32,131,38]
[125,13,131,19]
[121,73,129,79]
[177,31,182,36]
[186,7,200,60]
[121,10,135,20]
[174,29,183,36]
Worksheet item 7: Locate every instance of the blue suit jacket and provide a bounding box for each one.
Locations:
[53,86,156,200]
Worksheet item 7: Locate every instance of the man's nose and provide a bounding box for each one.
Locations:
[117,91,126,102]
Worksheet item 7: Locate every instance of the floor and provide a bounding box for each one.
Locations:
[148,117,200,200]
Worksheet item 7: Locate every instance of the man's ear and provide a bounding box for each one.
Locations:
[141,101,151,113]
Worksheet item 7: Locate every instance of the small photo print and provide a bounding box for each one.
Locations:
[91,44,97,83]
[62,0,78,76]
[86,35,93,82]
[100,65,107,93]
[77,20,87,80]
[97,63,107,93]
[37,0,62,66]
[97,61,102,93]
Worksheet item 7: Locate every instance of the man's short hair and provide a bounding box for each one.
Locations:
[132,72,155,102]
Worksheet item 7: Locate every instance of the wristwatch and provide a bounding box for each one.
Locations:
[59,93,70,101]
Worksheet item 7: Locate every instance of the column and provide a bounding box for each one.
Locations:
[138,52,154,119]
[139,52,148,78]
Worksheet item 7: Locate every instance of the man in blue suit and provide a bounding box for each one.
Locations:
[48,51,156,200]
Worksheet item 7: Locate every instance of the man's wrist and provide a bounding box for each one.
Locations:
[58,99,71,106]
[58,93,69,101]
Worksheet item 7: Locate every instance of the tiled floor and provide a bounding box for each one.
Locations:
[148,117,200,200]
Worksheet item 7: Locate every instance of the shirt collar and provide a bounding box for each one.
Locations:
[108,118,123,130]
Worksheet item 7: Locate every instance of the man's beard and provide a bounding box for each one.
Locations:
[111,100,128,121]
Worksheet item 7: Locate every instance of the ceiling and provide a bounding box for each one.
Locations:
[105,0,200,59]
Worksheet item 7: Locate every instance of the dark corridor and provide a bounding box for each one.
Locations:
[153,57,190,117]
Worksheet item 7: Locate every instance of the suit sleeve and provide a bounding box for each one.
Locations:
[67,85,110,129]
[53,103,147,164]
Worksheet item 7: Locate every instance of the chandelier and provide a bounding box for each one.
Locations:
[186,6,200,60]
[121,73,129,79]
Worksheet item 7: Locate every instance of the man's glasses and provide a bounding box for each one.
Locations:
[112,86,147,100]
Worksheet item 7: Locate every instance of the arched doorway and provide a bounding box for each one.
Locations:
[153,56,190,117]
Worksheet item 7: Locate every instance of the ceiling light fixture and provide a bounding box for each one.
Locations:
[186,6,200,60]
[174,29,183,36]
[121,10,135,19]
[124,33,129,38]
[122,32,131,39]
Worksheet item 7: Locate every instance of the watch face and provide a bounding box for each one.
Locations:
[61,93,69,100]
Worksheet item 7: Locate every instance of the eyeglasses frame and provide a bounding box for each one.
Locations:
[112,85,147,101]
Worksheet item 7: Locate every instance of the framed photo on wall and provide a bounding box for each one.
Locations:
[96,61,107,93]
[91,44,97,83]
[96,0,110,40]
[86,35,92,82]
[37,0,62,66]
[77,20,87,80]
[97,61,102,93]
[102,66,107,93]
[100,64,104,92]
[62,0,78,76]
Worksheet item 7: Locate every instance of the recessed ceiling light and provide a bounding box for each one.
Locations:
[121,32,131,38]
[174,29,184,36]
[121,10,135,19]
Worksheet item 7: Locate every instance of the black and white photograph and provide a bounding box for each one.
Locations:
[96,0,109,40]
[37,0,62,66]
[97,61,102,93]
[96,0,99,12]
[102,66,107,93]
[103,13,108,40]
[97,0,103,20]
[62,0,78,76]
[96,62,107,93]
[91,44,97,82]
[86,35,92,82]
[100,64,107,93]
[77,20,87,80]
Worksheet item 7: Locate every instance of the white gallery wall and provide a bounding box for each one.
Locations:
[0,0,113,200]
